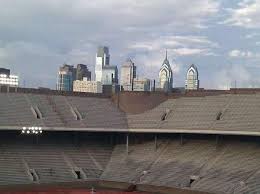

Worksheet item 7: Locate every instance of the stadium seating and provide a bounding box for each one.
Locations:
[2,92,260,132]
[2,92,260,193]
[0,93,43,126]
[0,152,31,185]
[67,96,128,128]
[0,134,113,185]
[0,93,127,128]
[0,132,260,193]
[26,94,64,127]
[102,138,260,194]
[127,94,260,132]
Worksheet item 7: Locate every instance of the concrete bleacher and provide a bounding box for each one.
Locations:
[127,94,260,133]
[26,94,64,127]
[0,132,260,194]
[2,92,260,134]
[102,138,260,194]
[139,140,217,188]
[2,91,260,193]
[0,133,114,185]
[67,96,128,128]
[192,141,260,194]
[0,93,127,129]
[127,95,229,129]
[0,93,43,127]
[64,142,113,179]
[101,140,168,183]
[0,153,31,185]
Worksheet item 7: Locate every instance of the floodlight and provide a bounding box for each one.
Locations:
[21,126,43,135]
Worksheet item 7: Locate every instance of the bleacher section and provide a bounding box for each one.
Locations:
[2,92,260,193]
[102,138,260,194]
[0,93,127,129]
[2,92,260,134]
[101,141,167,183]
[0,133,113,185]
[127,94,260,132]
[67,96,127,128]
[0,132,260,193]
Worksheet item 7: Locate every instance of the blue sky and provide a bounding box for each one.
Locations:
[0,0,260,89]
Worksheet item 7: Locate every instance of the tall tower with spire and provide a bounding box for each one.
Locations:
[185,64,199,90]
[159,50,173,92]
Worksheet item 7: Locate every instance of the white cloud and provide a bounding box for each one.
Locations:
[126,34,218,87]
[213,64,254,89]
[245,32,260,39]
[223,0,260,28]
[0,0,220,88]
[228,49,260,58]
[172,48,209,56]
[128,35,218,56]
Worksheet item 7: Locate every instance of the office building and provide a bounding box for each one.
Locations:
[185,64,199,90]
[133,78,151,91]
[76,64,91,81]
[120,58,136,91]
[73,78,102,93]
[102,66,118,85]
[95,46,110,82]
[158,51,173,92]
[56,64,76,91]
[0,68,19,87]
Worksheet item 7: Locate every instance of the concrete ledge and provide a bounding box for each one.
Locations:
[1,126,260,137]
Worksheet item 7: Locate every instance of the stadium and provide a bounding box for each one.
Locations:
[1,88,260,194]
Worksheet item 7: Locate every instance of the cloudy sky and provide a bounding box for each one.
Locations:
[0,0,260,89]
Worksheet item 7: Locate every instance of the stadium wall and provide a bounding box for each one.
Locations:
[0,180,211,194]
[113,88,260,114]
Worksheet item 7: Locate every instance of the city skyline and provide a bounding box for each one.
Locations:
[0,0,260,89]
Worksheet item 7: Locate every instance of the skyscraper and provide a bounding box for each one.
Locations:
[57,64,76,91]
[185,64,199,90]
[158,51,173,92]
[120,58,136,91]
[95,46,110,82]
[102,66,118,85]
[76,64,91,81]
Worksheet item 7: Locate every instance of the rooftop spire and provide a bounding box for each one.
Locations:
[165,49,168,60]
